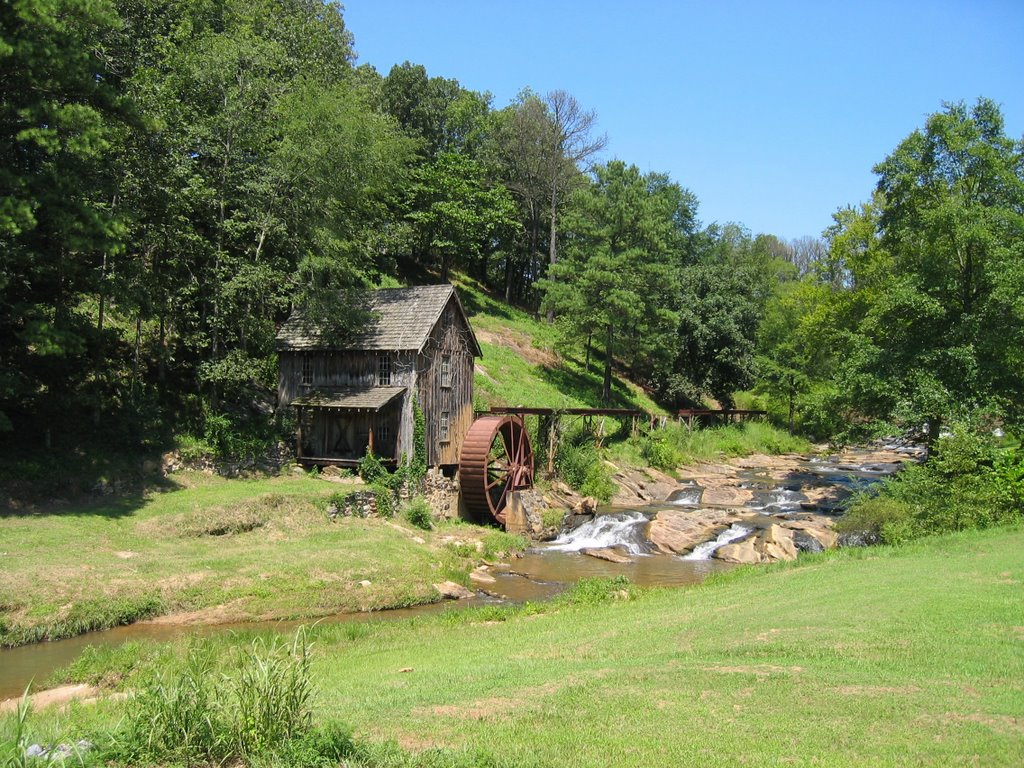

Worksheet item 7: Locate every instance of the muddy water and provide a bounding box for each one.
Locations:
[0,599,496,701]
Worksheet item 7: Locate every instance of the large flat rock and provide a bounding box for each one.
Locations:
[647,508,752,555]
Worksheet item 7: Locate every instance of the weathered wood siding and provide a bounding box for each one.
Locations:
[280,349,417,460]
[416,296,475,466]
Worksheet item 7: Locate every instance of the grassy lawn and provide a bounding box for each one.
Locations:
[19,525,1023,766]
[307,526,1023,766]
[0,472,503,646]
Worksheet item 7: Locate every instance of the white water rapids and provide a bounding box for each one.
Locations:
[681,524,752,561]
[547,511,650,555]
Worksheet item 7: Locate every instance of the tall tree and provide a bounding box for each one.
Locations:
[541,161,686,403]
[0,0,129,438]
[543,90,606,320]
[853,98,1024,435]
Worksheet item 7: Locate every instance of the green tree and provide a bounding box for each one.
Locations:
[541,161,688,403]
[0,0,129,438]
[850,98,1024,436]
[405,152,517,282]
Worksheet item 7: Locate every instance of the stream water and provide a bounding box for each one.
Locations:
[0,440,920,701]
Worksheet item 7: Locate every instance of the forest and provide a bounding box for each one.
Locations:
[3,0,1023,463]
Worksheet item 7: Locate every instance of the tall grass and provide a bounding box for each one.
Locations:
[109,629,320,765]
[608,421,811,471]
[0,688,32,768]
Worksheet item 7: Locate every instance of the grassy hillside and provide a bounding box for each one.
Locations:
[455,275,663,414]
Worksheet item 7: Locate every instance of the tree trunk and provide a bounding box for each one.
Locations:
[602,324,614,404]
[788,374,795,433]
[546,185,558,323]
[131,314,142,399]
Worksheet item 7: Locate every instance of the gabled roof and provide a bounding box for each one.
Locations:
[276,284,481,356]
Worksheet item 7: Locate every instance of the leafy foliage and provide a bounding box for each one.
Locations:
[839,426,1022,544]
[403,497,433,530]
[555,438,616,502]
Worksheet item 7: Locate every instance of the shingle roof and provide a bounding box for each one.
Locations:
[291,386,406,412]
[275,285,481,355]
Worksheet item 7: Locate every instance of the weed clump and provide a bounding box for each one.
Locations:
[106,629,344,765]
[403,497,433,530]
[555,440,616,502]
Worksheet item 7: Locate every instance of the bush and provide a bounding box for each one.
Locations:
[640,431,682,471]
[202,410,275,460]
[371,483,395,518]
[555,440,616,503]
[838,425,1022,545]
[357,448,388,484]
[835,496,915,544]
[403,497,433,530]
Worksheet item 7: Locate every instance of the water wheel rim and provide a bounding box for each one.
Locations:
[459,415,534,525]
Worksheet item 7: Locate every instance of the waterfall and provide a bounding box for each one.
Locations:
[681,524,752,561]
[547,511,651,555]
[668,487,703,506]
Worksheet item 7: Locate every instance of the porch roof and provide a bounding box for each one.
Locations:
[291,386,406,413]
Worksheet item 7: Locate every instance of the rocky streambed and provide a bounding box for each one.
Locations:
[485,439,923,598]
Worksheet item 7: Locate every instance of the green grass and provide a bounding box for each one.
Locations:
[607,420,813,472]
[293,526,1024,766]
[17,526,1024,766]
[0,472,501,647]
[456,275,662,415]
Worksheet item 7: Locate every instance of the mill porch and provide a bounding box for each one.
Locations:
[291,387,405,467]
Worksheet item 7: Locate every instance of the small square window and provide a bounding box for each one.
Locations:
[301,356,312,387]
[440,355,452,388]
[378,354,391,386]
[439,411,450,443]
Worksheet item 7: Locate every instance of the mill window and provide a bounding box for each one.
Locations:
[439,411,450,443]
[301,355,313,387]
[378,353,391,386]
[378,421,391,448]
[440,355,452,388]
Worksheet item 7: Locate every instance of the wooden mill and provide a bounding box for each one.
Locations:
[276,284,534,525]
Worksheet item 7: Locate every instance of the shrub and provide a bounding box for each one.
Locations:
[403,497,433,530]
[836,496,915,544]
[640,431,681,471]
[556,440,616,503]
[357,448,388,484]
[371,483,395,518]
[838,425,1022,545]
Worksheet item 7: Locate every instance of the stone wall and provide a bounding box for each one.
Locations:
[423,468,461,520]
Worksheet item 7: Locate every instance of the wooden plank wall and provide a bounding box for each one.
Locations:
[417,297,475,466]
[278,295,476,468]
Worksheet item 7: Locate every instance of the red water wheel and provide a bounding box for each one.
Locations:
[459,415,535,526]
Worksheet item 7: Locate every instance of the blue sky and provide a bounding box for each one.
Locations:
[343,1,1023,241]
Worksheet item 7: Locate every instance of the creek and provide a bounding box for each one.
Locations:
[0,440,921,702]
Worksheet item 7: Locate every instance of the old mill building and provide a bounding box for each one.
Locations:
[276,285,481,471]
